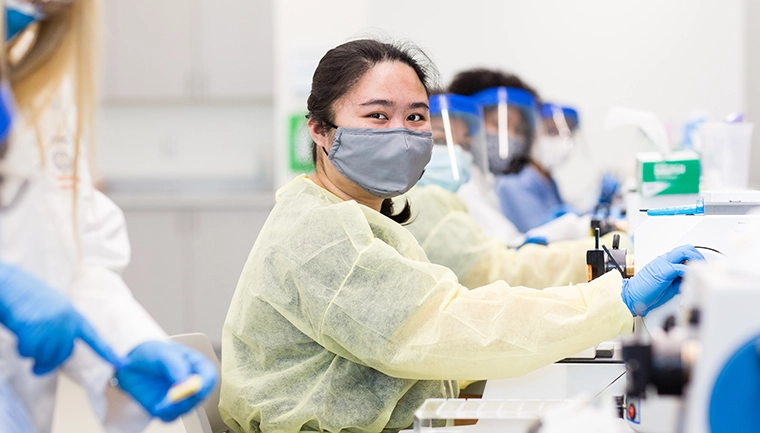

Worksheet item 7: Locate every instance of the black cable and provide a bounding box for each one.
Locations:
[593,371,627,401]
[693,245,725,256]
[602,245,626,279]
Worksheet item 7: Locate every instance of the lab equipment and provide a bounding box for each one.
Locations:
[220,175,634,433]
[619,255,760,433]
[326,127,433,198]
[633,209,760,333]
[414,398,568,433]
[693,121,754,190]
[115,341,217,422]
[646,191,760,216]
[586,230,632,282]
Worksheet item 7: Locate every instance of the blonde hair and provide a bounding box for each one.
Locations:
[11,0,101,240]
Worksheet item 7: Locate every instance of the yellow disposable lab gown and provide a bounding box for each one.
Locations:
[220,176,632,433]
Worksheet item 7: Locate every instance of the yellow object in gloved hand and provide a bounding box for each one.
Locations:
[167,374,203,403]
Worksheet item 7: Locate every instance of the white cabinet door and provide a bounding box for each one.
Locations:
[188,209,269,348]
[197,0,273,99]
[102,0,273,101]
[121,210,189,336]
[102,0,196,100]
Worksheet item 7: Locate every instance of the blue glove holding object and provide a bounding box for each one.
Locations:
[621,245,705,317]
[0,263,122,375]
[598,173,619,205]
[115,341,217,422]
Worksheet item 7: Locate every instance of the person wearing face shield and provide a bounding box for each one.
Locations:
[469,85,589,237]
[0,1,217,431]
[219,39,704,433]
[449,69,591,243]
[539,102,621,214]
[403,93,617,289]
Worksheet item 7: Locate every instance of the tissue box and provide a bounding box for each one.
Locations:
[637,151,700,197]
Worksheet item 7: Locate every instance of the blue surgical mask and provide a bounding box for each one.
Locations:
[418,144,473,192]
[485,133,529,174]
[5,2,41,41]
[327,127,433,198]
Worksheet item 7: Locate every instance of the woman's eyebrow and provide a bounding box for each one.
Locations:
[358,100,430,110]
[359,99,394,107]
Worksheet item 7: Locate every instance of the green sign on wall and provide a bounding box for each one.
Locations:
[288,112,315,172]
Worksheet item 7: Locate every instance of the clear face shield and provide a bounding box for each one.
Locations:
[471,86,538,175]
[5,0,73,82]
[534,103,581,171]
[417,94,485,192]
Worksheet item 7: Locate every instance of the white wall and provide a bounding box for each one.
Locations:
[97,103,273,189]
[749,0,760,188]
[97,0,274,191]
[274,0,747,187]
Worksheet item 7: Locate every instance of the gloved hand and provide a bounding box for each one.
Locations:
[518,236,548,249]
[0,263,121,375]
[621,245,705,316]
[115,341,218,422]
[598,173,620,205]
[546,203,577,222]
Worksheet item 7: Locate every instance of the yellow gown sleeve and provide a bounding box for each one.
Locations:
[404,185,628,289]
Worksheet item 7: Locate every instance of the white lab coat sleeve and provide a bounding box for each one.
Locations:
[526,213,593,243]
[63,190,167,433]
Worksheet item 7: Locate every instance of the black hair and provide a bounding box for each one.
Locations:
[307,39,437,224]
[448,69,540,175]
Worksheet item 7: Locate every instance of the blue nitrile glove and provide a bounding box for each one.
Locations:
[621,245,705,317]
[549,203,576,220]
[0,262,122,375]
[518,236,548,249]
[598,173,619,205]
[115,341,217,422]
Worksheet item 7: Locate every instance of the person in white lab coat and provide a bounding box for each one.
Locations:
[0,1,216,431]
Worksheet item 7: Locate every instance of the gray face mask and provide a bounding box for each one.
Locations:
[485,133,529,174]
[326,127,433,198]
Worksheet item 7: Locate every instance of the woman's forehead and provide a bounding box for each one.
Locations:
[339,61,427,109]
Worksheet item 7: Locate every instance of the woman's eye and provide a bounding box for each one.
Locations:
[407,113,425,122]
[369,113,388,120]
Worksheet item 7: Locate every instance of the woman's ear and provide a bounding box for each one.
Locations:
[308,118,331,153]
